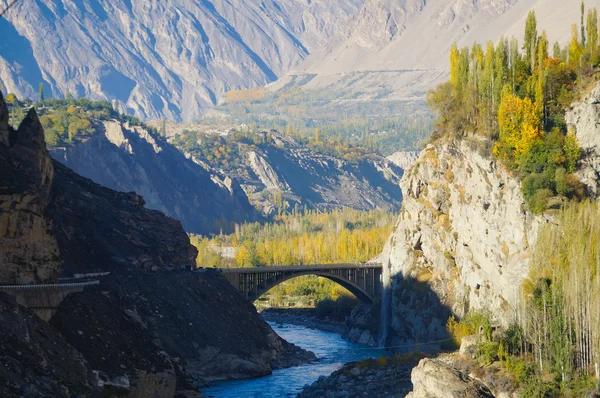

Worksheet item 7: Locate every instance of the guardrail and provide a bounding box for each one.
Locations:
[0,281,100,291]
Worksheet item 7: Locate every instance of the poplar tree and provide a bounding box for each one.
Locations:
[450,43,460,87]
[587,8,598,57]
[509,37,520,93]
[570,24,583,65]
[524,11,538,70]
[581,1,586,48]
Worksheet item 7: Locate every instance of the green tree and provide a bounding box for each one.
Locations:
[39,83,44,102]
[524,10,538,70]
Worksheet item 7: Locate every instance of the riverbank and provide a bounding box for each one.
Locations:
[297,360,415,398]
[260,305,381,347]
[201,322,384,397]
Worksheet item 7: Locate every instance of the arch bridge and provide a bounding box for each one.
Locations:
[220,263,382,304]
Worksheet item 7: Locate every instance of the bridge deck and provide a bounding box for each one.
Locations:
[218,263,382,273]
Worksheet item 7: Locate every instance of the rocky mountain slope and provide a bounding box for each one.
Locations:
[377,82,600,348]
[173,130,405,216]
[49,119,260,235]
[0,0,362,121]
[0,292,94,397]
[378,136,543,347]
[0,93,315,396]
[266,0,600,119]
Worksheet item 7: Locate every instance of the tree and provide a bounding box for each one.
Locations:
[524,10,538,70]
[570,24,583,66]
[5,93,17,103]
[581,1,586,48]
[587,8,598,59]
[553,42,562,59]
[450,43,460,87]
[39,83,44,102]
[494,91,542,166]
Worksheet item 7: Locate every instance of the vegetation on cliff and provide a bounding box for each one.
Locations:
[6,96,152,147]
[427,6,600,213]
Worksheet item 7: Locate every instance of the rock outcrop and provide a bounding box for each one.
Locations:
[49,161,198,276]
[406,358,494,398]
[0,93,61,284]
[566,83,600,197]
[378,136,542,346]
[50,120,259,235]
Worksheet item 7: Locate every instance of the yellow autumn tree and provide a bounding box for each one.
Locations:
[494,91,543,167]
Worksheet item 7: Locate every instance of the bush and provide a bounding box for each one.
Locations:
[446,310,493,347]
[479,341,500,365]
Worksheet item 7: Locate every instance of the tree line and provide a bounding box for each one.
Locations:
[427,5,600,213]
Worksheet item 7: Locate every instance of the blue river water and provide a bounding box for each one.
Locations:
[202,322,383,397]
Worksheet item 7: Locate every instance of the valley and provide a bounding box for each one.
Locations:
[2,1,600,398]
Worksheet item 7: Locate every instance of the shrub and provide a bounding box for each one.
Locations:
[478,341,500,365]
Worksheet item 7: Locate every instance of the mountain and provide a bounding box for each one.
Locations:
[265,0,600,119]
[48,118,260,235]
[164,127,405,216]
[0,0,362,121]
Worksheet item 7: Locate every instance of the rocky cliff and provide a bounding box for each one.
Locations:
[0,0,362,121]
[0,96,61,284]
[49,119,259,235]
[378,136,543,346]
[566,84,600,198]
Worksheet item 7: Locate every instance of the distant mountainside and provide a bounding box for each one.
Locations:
[164,127,405,216]
[49,118,260,234]
[262,0,600,120]
[0,0,362,121]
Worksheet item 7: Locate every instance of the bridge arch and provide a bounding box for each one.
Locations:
[260,271,374,304]
[219,264,382,304]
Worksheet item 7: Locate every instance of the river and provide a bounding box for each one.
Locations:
[202,322,383,397]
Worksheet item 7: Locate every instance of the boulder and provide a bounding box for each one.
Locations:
[407,358,494,398]
[459,335,480,358]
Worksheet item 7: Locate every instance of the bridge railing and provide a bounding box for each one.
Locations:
[219,262,382,273]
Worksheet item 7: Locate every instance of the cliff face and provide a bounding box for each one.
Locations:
[0,94,61,284]
[566,84,600,197]
[378,137,542,345]
[50,120,259,235]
